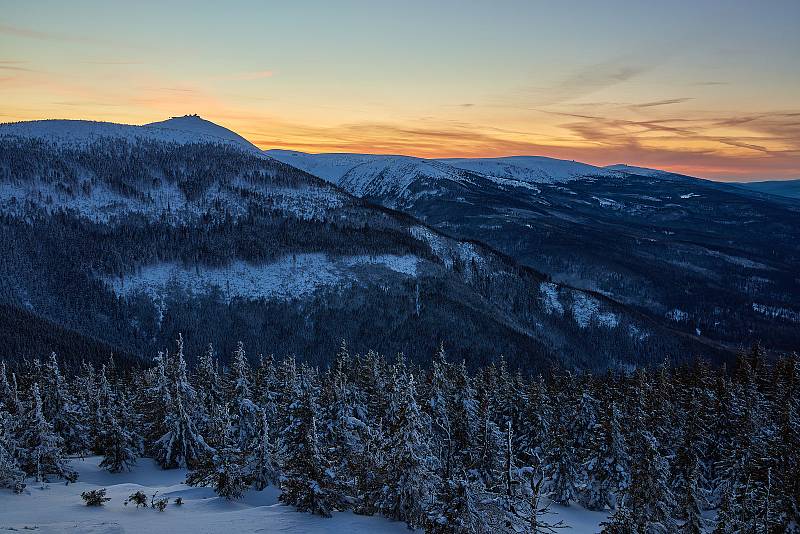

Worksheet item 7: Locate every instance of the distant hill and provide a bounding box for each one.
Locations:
[735,178,800,200]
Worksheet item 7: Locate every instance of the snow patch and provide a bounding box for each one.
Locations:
[539,282,564,316]
[570,294,618,328]
[105,254,419,302]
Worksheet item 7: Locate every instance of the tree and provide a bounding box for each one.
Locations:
[0,409,25,493]
[153,347,212,469]
[428,474,486,534]
[19,383,77,483]
[582,403,629,511]
[376,371,438,529]
[280,372,335,517]
[41,352,88,454]
[98,390,142,473]
[187,408,248,500]
[245,409,279,491]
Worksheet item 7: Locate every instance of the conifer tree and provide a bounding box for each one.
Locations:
[153,346,211,469]
[582,403,629,511]
[98,390,142,473]
[19,383,77,483]
[280,373,335,516]
[377,372,438,529]
[187,408,247,500]
[245,409,279,491]
[0,409,25,493]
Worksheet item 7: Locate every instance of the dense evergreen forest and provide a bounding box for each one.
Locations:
[1,339,797,532]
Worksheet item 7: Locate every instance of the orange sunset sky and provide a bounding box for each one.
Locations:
[2,0,798,181]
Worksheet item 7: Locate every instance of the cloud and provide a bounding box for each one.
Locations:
[525,60,651,106]
[630,98,693,109]
[0,24,103,44]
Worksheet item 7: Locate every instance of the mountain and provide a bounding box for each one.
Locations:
[269,149,800,354]
[1,117,717,370]
[0,115,261,154]
[443,156,621,182]
[734,178,800,200]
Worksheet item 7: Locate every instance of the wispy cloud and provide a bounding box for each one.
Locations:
[630,97,693,109]
[0,24,103,44]
[524,60,651,106]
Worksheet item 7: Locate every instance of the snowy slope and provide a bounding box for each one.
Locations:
[267,150,470,199]
[440,156,620,183]
[0,457,608,533]
[0,115,261,154]
[604,163,677,178]
[144,115,257,151]
[0,457,419,534]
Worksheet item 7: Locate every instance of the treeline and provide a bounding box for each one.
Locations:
[1,339,798,532]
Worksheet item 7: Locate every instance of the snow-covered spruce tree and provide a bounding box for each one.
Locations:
[771,353,800,532]
[194,343,222,435]
[520,376,550,470]
[0,409,25,493]
[19,383,77,483]
[317,354,367,508]
[626,428,676,533]
[599,498,636,534]
[153,346,212,469]
[581,402,629,511]
[428,473,486,534]
[671,407,707,531]
[376,370,438,529]
[255,353,279,422]
[245,408,279,491]
[142,352,172,455]
[280,372,336,517]
[187,406,248,500]
[427,344,455,479]
[41,353,89,455]
[543,416,579,505]
[0,361,22,416]
[473,366,505,490]
[228,342,260,450]
[98,390,142,473]
[449,360,478,473]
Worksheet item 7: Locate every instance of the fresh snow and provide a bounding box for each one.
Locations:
[571,293,619,328]
[0,456,416,534]
[441,156,621,183]
[266,150,470,200]
[0,457,608,533]
[539,282,564,315]
[105,254,420,302]
[0,115,261,154]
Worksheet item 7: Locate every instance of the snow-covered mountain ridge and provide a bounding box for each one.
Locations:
[0,115,261,154]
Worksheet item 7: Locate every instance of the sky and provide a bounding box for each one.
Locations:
[1,0,798,181]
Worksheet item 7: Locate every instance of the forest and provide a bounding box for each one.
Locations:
[1,338,797,533]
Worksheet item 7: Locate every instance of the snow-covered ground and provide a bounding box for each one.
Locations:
[442,156,621,183]
[105,254,420,303]
[0,115,260,154]
[0,457,607,533]
[0,457,418,534]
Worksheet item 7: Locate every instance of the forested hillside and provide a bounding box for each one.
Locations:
[1,341,797,532]
[0,121,726,370]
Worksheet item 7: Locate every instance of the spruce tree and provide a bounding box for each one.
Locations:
[0,409,25,493]
[153,346,211,469]
[19,383,77,483]
[245,409,279,491]
[280,373,335,516]
[377,371,438,529]
[582,402,629,511]
[98,390,142,473]
[187,408,248,500]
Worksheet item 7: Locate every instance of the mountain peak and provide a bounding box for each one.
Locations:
[144,115,256,150]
